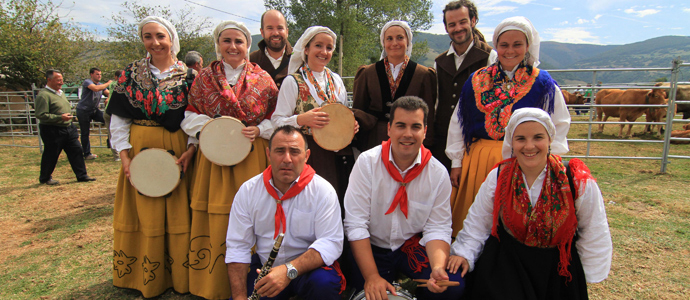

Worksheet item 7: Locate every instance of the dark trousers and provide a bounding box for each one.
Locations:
[346,243,465,300]
[76,108,105,156]
[39,123,88,182]
[244,253,342,300]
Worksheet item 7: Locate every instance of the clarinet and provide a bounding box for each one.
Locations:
[249,233,285,300]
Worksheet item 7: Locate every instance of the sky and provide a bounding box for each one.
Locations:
[59,0,690,45]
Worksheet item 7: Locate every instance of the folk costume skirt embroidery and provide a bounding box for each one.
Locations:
[112,124,192,297]
[187,137,269,299]
[450,139,503,237]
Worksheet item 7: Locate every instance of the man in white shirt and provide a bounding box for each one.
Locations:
[226,125,344,300]
[344,96,464,299]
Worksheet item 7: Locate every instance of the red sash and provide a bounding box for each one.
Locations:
[262,165,316,238]
[380,139,432,218]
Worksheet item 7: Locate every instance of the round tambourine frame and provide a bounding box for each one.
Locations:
[311,103,355,151]
[129,148,181,198]
[199,116,252,166]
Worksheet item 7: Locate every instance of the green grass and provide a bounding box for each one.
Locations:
[0,115,689,299]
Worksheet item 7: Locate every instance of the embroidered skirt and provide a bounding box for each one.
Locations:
[112,124,192,297]
[450,139,503,237]
[188,137,269,299]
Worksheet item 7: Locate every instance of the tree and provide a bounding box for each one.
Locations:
[105,1,215,71]
[0,0,87,90]
[264,0,433,77]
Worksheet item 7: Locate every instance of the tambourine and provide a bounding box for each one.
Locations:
[129,148,182,198]
[350,289,416,300]
[198,116,252,166]
[311,103,355,151]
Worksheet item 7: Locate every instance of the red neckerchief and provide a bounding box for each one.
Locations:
[262,164,316,238]
[380,139,432,218]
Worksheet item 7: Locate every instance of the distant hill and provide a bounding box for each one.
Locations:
[413,33,690,84]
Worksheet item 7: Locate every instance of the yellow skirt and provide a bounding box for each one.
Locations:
[188,138,269,300]
[450,139,503,237]
[112,124,192,297]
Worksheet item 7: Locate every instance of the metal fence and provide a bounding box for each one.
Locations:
[553,58,690,173]
[2,59,689,172]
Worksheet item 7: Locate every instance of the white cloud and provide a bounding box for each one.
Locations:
[553,7,562,11]
[475,0,534,16]
[594,14,602,20]
[577,19,590,24]
[586,0,630,12]
[624,8,660,18]
[670,27,682,30]
[683,8,690,13]
[559,21,569,25]
[543,27,600,44]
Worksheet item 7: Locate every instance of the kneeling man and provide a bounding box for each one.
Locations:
[226,125,345,300]
[344,96,464,299]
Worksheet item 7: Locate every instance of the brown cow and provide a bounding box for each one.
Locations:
[616,89,667,138]
[644,100,675,135]
[670,123,690,144]
[655,82,690,119]
[562,90,585,115]
[596,89,624,132]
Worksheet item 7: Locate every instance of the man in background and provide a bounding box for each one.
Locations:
[103,70,122,161]
[77,67,111,160]
[249,9,292,89]
[35,69,96,185]
[185,50,204,74]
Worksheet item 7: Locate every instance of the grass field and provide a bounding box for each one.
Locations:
[0,115,689,299]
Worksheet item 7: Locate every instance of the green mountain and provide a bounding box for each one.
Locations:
[413,33,690,84]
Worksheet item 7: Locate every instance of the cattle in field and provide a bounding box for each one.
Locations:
[655,82,690,119]
[670,124,690,144]
[644,99,674,135]
[596,89,625,132]
[562,90,585,114]
[596,89,666,138]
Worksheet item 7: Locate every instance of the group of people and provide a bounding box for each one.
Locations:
[30,0,614,299]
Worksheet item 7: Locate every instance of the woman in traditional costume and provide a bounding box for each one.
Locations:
[271,26,358,200]
[179,21,278,299]
[445,16,570,236]
[351,20,437,151]
[107,16,195,297]
[447,107,612,299]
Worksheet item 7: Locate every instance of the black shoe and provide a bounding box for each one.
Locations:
[77,176,97,182]
[41,179,60,185]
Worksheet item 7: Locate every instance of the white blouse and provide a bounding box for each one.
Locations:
[450,167,613,283]
[271,68,348,128]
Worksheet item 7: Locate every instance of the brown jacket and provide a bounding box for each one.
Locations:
[433,37,492,168]
[249,40,293,89]
[352,60,437,151]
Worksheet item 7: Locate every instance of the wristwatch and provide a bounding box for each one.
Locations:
[286,262,298,280]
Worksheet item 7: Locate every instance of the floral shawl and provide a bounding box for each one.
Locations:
[186,60,278,125]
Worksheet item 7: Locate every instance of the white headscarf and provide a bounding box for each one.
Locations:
[379,20,413,60]
[493,16,540,68]
[213,20,252,61]
[287,26,337,74]
[139,16,180,58]
[502,107,555,159]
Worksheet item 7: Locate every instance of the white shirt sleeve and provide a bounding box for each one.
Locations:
[549,85,571,155]
[450,168,498,271]
[257,119,274,140]
[332,72,348,105]
[110,114,132,152]
[420,170,453,246]
[272,75,300,128]
[309,184,345,266]
[225,183,257,264]
[343,153,373,242]
[445,104,466,168]
[180,110,211,146]
[488,50,498,66]
[574,179,612,283]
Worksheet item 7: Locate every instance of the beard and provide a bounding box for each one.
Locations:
[266,36,287,52]
[450,28,473,46]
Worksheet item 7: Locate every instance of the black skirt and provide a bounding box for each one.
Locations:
[464,224,588,300]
